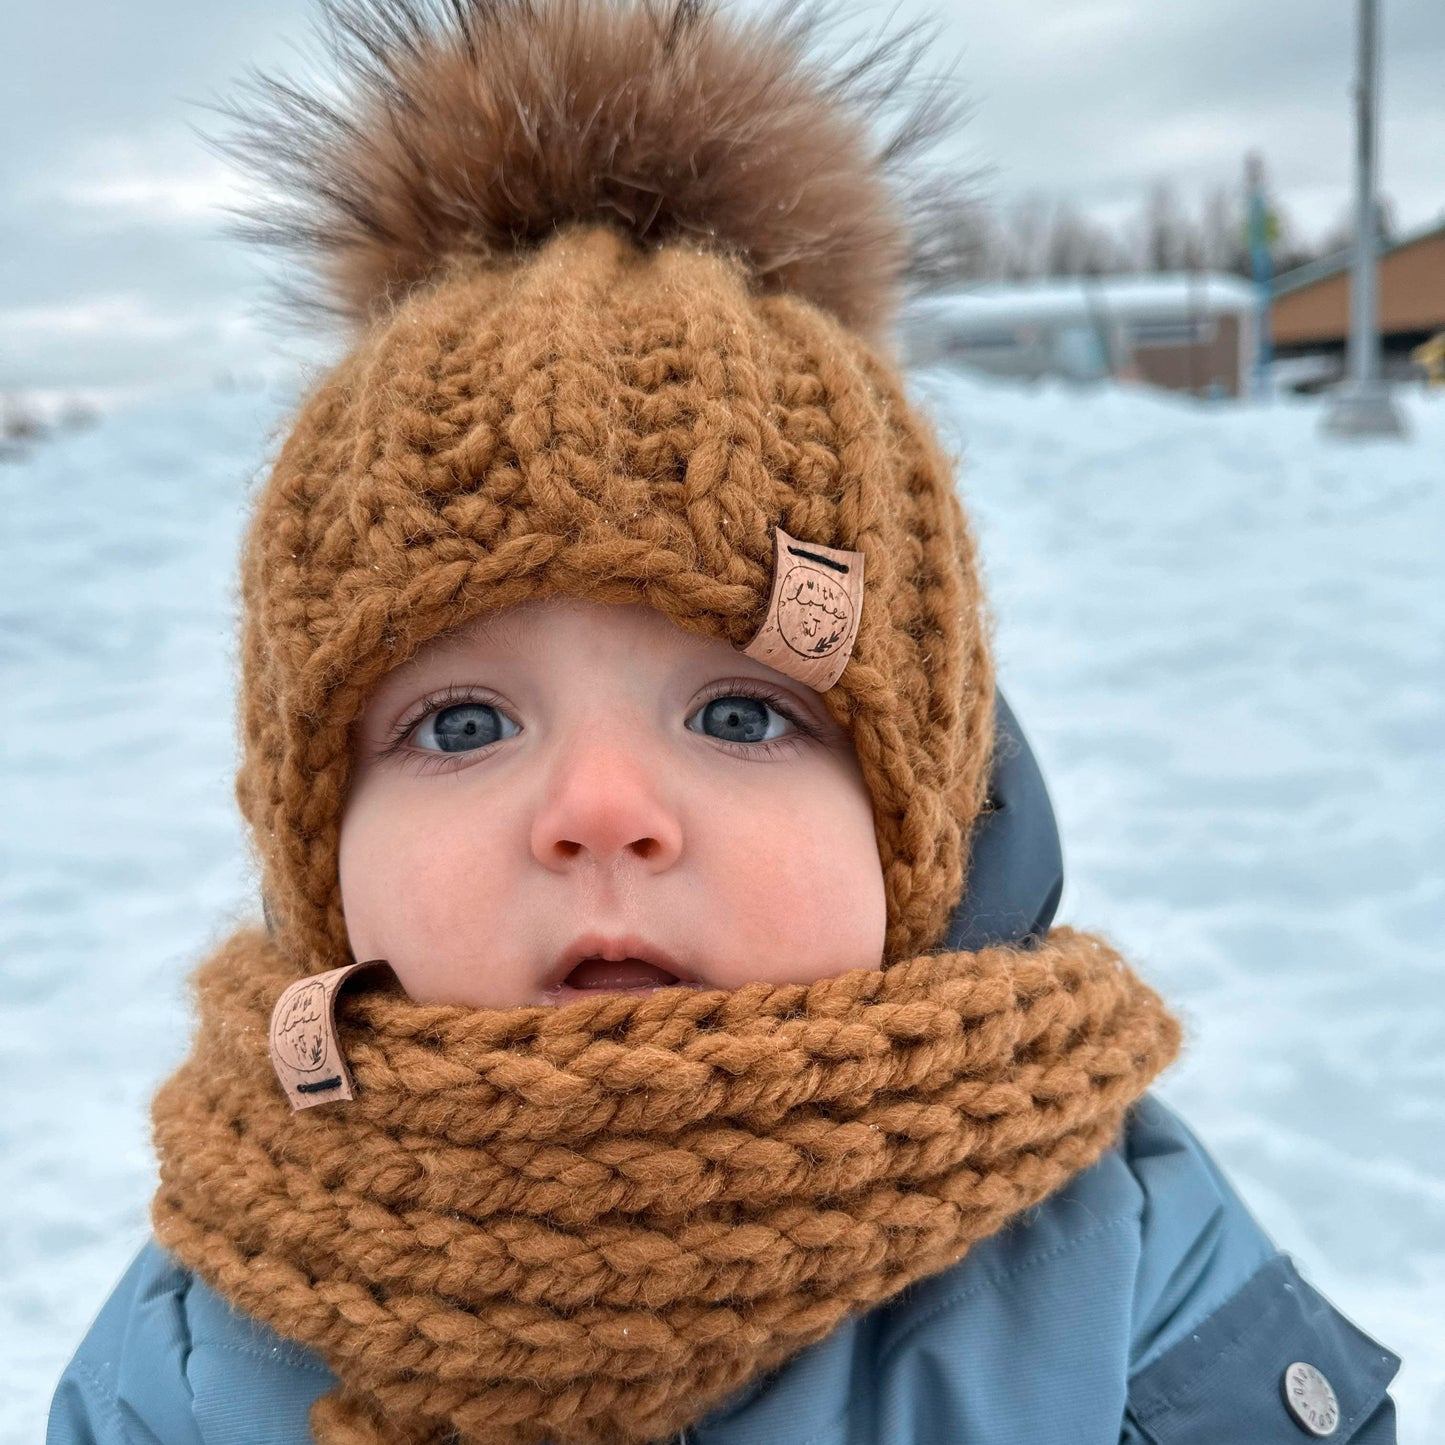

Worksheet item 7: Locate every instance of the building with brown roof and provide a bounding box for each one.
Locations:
[1271,216,1445,387]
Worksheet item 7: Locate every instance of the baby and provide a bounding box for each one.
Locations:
[340,597,888,1009]
[48,0,1400,1442]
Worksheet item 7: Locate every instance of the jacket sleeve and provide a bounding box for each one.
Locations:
[47,1238,333,1445]
[1119,1095,1402,1444]
[46,1241,205,1445]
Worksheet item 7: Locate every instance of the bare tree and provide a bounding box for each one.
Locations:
[1043,198,1089,276]
[1042,198,1130,277]
[1136,181,1195,272]
[1317,194,1399,258]
[906,179,998,290]
[1200,184,1248,274]
[906,168,1360,287]
[999,191,1052,280]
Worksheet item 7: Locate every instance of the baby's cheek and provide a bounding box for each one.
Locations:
[340,784,503,973]
[721,791,885,977]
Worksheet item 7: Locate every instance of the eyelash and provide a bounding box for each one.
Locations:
[376,681,820,774]
[377,684,509,776]
[695,682,819,762]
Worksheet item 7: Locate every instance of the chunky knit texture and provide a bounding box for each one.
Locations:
[148,5,1187,1443]
[237,223,995,974]
[212,0,999,976]
[152,925,1182,1445]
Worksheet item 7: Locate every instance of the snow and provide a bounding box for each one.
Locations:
[3,369,1441,1441]
[904,270,1259,329]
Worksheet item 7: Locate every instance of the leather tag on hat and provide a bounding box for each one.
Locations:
[268,959,394,1111]
[741,527,865,691]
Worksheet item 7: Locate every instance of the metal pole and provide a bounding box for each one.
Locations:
[1350,0,1380,390]
[1246,152,1274,401]
[1323,0,1406,437]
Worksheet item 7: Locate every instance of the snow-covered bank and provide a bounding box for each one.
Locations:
[910,369,1445,1439]
[2,372,1441,1441]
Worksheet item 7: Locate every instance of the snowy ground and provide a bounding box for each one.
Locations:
[2,370,1441,1442]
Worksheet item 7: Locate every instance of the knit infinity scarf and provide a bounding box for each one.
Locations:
[150,925,1181,1445]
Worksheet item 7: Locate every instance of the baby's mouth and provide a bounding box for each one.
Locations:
[547,934,701,999]
[561,957,682,991]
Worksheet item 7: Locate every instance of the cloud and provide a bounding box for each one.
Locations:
[57,165,246,226]
[1,288,301,393]
[3,0,1441,392]
[4,295,191,340]
[897,0,1445,236]
[2,293,265,343]
[15,127,259,226]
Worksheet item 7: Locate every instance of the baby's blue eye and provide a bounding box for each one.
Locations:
[412,702,518,753]
[688,695,793,745]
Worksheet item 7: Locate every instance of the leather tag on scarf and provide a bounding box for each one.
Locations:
[268,959,393,1111]
[740,527,865,691]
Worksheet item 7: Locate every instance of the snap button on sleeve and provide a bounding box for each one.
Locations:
[1283,1362,1340,1436]
[1127,1255,1399,1443]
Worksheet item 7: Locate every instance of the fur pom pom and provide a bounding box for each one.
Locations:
[207,0,977,343]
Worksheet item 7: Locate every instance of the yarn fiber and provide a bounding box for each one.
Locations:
[237,224,995,976]
[151,924,1182,1445]
[218,0,1000,978]
[146,6,1190,1442]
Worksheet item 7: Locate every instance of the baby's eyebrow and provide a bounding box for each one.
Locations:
[408,608,541,672]
[465,610,536,655]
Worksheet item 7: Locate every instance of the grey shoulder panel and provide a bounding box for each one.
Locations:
[944,690,1064,952]
[1126,1252,1401,1444]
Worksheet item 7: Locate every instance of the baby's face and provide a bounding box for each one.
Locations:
[339,598,886,1007]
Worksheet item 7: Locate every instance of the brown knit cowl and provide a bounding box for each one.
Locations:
[151,925,1180,1445]
[147,3,1186,1441]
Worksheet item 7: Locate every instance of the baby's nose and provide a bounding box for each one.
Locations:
[528,732,683,874]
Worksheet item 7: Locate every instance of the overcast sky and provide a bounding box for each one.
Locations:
[3,0,1441,396]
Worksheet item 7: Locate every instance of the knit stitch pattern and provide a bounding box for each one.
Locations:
[152,924,1182,1445]
[237,224,995,976]
[152,6,1186,1441]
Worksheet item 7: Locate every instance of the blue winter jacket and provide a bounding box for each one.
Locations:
[48,1093,1400,1444]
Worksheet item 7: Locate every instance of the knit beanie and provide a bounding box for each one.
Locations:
[223,0,996,976]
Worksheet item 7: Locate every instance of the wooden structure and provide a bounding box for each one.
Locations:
[1272,216,1445,382]
[901,274,1259,398]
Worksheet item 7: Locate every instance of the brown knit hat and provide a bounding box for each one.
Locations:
[222,0,996,975]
